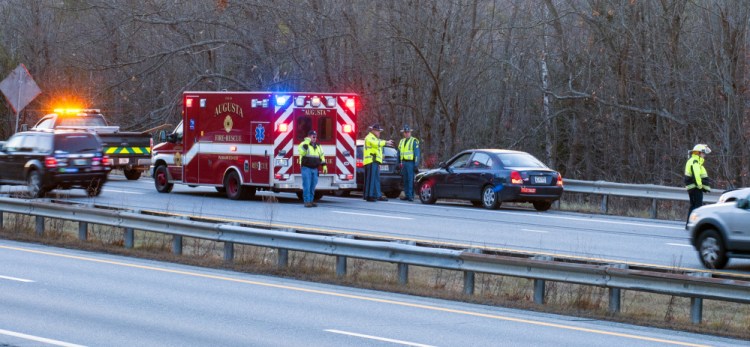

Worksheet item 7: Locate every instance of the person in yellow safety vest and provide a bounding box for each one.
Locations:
[397,125,420,201]
[298,130,327,207]
[685,144,711,228]
[363,123,393,202]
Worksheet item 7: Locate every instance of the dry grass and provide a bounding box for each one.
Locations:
[558,192,688,221]
[1,212,748,340]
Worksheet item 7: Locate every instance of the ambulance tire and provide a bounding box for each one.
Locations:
[224,171,254,200]
[154,165,173,193]
[123,168,141,181]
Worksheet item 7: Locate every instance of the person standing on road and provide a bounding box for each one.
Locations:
[299,130,327,207]
[363,123,393,202]
[397,125,420,201]
[685,144,711,227]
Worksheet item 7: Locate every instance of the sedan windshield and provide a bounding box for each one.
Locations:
[497,153,547,168]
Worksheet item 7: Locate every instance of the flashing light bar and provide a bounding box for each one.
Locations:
[278,123,289,132]
[53,108,100,114]
[275,95,290,106]
[311,96,321,107]
[326,97,336,108]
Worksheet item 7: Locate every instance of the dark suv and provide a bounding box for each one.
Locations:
[0,130,111,198]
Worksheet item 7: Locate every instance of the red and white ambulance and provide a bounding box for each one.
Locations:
[150,91,358,200]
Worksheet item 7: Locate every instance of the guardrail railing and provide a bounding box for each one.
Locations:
[0,197,747,325]
[564,179,723,218]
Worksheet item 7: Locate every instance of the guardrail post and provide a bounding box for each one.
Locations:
[336,235,354,278]
[78,222,87,241]
[463,248,482,295]
[277,229,294,269]
[532,255,554,304]
[600,195,608,214]
[35,216,44,236]
[124,228,134,249]
[224,242,234,264]
[650,199,658,219]
[0,211,3,229]
[172,235,183,255]
[607,263,628,313]
[688,272,711,324]
[397,240,416,285]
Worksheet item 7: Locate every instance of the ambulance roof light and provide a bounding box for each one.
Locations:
[294,96,305,107]
[326,97,336,108]
[345,98,355,110]
[311,96,321,107]
[275,95,289,106]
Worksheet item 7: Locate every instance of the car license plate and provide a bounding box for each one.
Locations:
[380,165,388,171]
[534,176,547,184]
[119,158,130,165]
[73,159,87,166]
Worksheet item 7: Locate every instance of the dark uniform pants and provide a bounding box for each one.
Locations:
[401,161,415,199]
[687,188,703,225]
[363,162,381,199]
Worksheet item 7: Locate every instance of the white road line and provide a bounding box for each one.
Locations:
[666,243,692,248]
[0,275,34,283]
[522,229,549,233]
[332,211,413,220]
[101,188,145,194]
[0,328,86,347]
[325,329,435,347]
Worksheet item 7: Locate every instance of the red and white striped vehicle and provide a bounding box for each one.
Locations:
[150,91,358,200]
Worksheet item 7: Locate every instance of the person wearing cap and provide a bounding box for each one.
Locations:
[299,130,327,207]
[363,123,393,202]
[684,144,712,227]
[397,125,420,201]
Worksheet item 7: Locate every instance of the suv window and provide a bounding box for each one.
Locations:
[3,134,26,152]
[54,133,100,153]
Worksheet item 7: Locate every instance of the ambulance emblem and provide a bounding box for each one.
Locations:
[255,124,265,143]
[224,115,233,133]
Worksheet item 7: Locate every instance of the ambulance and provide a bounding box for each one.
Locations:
[150,91,358,200]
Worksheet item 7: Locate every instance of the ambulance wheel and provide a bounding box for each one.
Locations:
[123,168,141,180]
[154,165,173,193]
[224,171,254,200]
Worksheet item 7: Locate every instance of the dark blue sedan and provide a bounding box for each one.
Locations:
[415,149,563,211]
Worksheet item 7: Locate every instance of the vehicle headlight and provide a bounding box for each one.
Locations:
[689,213,699,223]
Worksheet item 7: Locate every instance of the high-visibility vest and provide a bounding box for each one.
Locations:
[684,154,710,190]
[298,137,325,168]
[398,137,419,161]
[363,132,385,165]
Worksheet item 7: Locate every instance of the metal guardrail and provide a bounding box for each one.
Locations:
[0,197,748,325]
[564,179,723,217]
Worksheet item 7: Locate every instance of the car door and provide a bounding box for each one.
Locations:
[3,134,30,183]
[460,151,495,199]
[441,152,472,198]
[726,192,750,250]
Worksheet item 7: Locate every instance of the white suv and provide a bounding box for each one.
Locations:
[688,192,750,269]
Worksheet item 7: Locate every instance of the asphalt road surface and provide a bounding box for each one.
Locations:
[0,239,744,347]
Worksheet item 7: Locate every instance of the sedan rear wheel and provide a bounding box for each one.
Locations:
[533,201,552,212]
[481,185,501,209]
[419,181,436,204]
[697,229,728,269]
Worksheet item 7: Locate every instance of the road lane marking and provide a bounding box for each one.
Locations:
[332,211,413,220]
[666,243,692,248]
[0,328,86,347]
[522,229,549,233]
[101,188,145,194]
[0,275,33,283]
[0,245,711,347]
[325,329,435,347]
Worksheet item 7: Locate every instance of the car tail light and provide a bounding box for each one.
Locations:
[510,171,523,185]
[44,156,57,168]
[356,159,363,168]
[557,175,564,187]
[102,156,111,167]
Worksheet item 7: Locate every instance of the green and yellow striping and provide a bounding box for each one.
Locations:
[104,147,152,155]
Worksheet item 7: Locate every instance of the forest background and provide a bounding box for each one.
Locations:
[0,0,748,188]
